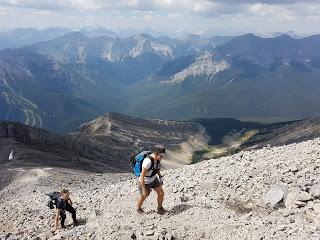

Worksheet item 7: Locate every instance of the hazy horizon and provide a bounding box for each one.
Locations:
[0,0,319,36]
[0,26,317,39]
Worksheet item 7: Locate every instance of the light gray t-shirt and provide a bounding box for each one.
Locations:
[139,157,160,184]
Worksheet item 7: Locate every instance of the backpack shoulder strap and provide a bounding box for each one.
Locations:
[147,155,155,172]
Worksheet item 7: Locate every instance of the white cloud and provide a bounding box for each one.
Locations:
[168,13,183,19]
[0,0,320,35]
[249,3,295,20]
[1,0,319,18]
[143,14,152,21]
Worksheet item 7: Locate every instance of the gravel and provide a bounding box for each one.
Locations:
[2,138,320,239]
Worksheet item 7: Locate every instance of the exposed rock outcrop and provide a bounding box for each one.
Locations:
[70,112,210,169]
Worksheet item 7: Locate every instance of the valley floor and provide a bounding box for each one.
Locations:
[2,138,320,239]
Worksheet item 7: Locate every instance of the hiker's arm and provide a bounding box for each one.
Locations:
[140,168,148,196]
[53,209,61,231]
[68,198,73,205]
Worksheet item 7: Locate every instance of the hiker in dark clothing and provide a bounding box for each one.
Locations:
[53,189,78,232]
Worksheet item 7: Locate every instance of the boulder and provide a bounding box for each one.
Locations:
[285,191,299,210]
[263,186,286,208]
[296,191,312,202]
[145,230,155,236]
[130,232,137,239]
[313,203,320,213]
[310,184,320,198]
[289,165,299,173]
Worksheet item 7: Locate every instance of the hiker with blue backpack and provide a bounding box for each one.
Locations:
[130,145,167,214]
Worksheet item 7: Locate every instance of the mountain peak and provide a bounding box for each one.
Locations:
[236,33,259,40]
[59,31,88,41]
[132,33,154,41]
[274,33,293,40]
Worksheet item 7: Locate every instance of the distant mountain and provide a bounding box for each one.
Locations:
[125,34,320,121]
[26,32,218,64]
[2,32,320,132]
[25,32,175,86]
[0,27,71,50]
[215,33,320,67]
[0,48,125,133]
[80,26,118,38]
[25,31,225,86]
[115,27,165,38]
[208,36,233,47]
[259,31,302,39]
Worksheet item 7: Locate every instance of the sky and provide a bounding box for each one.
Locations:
[0,0,319,36]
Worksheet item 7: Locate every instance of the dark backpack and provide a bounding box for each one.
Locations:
[46,192,61,209]
[130,151,159,177]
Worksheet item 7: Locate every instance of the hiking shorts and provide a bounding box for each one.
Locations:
[138,177,163,196]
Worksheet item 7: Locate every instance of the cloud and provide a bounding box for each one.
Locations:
[0,0,319,35]
[0,0,75,10]
[1,0,318,9]
[168,13,183,19]
[249,3,293,17]
[208,0,318,4]
[1,0,319,18]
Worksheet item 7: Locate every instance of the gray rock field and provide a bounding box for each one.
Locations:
[2,138,320,239]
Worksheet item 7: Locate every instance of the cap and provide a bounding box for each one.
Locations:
[153,144,165,154]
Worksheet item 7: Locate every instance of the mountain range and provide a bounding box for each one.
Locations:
[126,34,320,121]
[1,28,320,133]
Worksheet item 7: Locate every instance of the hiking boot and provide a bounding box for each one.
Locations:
[137,208,145,214]
[73,221,79,227]
[157,207,166,215]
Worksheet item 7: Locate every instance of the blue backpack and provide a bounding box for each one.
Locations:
[130,151,153,177]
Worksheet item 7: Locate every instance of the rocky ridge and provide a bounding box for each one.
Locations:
[2,138,320,239]
[0,113,209,175]
[0,121,122,173]
[70,112,210,169]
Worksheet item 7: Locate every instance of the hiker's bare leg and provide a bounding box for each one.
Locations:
[137,195,147,209]
[154,186,164,208]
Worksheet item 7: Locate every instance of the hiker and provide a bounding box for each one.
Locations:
[52,189,78,232]
[136,144,166,214]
